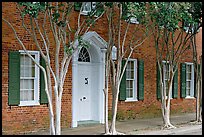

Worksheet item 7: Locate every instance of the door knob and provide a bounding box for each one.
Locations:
[83,96,86,100]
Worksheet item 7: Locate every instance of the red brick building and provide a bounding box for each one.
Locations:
[2,2,202,134]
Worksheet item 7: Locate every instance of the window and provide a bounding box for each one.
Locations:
[129,17,139,24]
[157,61,178,100]
[185,63,194,98]
[162,61,172,98]
[125,59,137,101]
[126,13,139,24]
[19,50,40,106]
[81,2,96,15]
[119,59,144,101]
[184,21,200,33]
[78,47,90,62]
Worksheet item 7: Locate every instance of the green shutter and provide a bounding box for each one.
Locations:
[194,65,197,98]
[194,64,201,98]
[180,63,186,98]
[40,56,48,104]
[138,60,144,100]
[74,2,82,11]
[119,60,126,101]
[8,51,20,105]
[156,63,161,100]
[172,69,178,98]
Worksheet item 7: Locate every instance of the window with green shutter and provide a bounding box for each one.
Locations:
[156,63,161,100]
[119,60,126,101]
[172,69,178,98]
[180,63,186,98]
[119,59,142,101]
[8,50,44,106]
[138,60,144,100]
[40,56,48,104]
[8,51,20,106]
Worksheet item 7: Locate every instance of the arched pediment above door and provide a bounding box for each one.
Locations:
[73,31,107,64]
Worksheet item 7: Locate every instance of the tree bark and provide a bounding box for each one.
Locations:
[162,74,176,129]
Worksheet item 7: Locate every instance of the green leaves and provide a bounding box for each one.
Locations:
[121,2,147,24]
[18,2,47,18]
[78,36,91,49]
[64,44,74,55]
[149,2,202,32]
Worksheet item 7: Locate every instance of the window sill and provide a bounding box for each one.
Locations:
[125,99,138,102]
[185,96,195,99]
[80,12,99,18]
[19,101,40,107]
[80,11,89,16]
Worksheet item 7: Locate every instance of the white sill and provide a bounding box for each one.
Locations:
[19,101,40,107]
[185,96,195,99]
[125,99,138,102]
[80,11,89,16]
[80,11,99,18]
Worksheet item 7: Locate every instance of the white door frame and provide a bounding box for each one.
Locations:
[72,32,107,127]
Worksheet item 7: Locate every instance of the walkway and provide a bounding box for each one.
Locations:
[29,113,201,135]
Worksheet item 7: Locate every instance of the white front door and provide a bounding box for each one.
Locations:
[78,64,91,121]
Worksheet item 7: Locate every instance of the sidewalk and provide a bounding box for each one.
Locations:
[29,113,202,135]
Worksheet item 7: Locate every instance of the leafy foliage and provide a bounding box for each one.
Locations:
[149,2,202,32]
[18,2,47,18]
[121,2,147,24]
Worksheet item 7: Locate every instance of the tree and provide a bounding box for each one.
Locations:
[3,2,104,135]
[102,2,150,134]
[189,2,202,123]
[148,2,202,129]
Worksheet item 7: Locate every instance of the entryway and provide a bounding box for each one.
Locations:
[72,31,107,127]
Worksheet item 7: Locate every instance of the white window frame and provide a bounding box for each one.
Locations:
[184,22,200,34]
[80,2,96,15]
[185,62,195,99]
[162,61,173,99]
[129,16,139,24]
[125,59,138,102]
[19,50,40,106]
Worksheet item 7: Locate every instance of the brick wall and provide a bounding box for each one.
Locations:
[2,2,72,134]
[2,2,201,134]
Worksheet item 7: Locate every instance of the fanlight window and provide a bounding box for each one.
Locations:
[78,47,90,62]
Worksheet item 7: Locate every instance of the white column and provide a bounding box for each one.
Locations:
[72,51,78,128]
[99,49,106,124]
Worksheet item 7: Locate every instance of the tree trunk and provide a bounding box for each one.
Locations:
[109,85,124,135]
[49,104,55,135]
[109,85,118,135]
[162,76,176,129]
[104,88,110,134]
[55,97,62,135]
[200,57,202,122]
[196,78,202,122]
[103,56,110,134]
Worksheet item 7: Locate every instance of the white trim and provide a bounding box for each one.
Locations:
[162,60,173,99]
[18,50,40,106]
[125,58,138,102]
[80,2,96,16]
[185,62,195,98]
[72,31,106,127]
[78,47,91,62]
[185,96,195,99]
[129,17,139,24]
